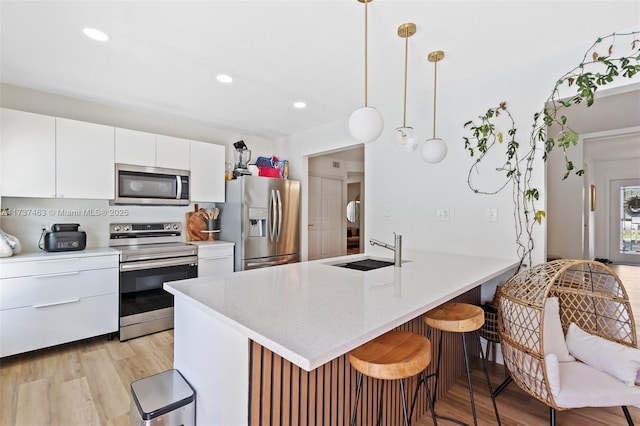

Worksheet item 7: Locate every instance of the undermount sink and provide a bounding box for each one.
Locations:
[332,258,395,271]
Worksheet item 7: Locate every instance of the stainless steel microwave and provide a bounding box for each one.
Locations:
[113,163,190,205]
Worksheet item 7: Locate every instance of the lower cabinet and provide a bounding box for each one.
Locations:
[193,242,234,279]
[0,252,119,358]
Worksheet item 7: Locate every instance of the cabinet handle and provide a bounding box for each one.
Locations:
[34,271,81,278]
[33,298,80,308]
[38,258,81,263]
[201,256,231,260]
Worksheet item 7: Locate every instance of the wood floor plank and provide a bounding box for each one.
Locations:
[15,378,52,426]
[80,348,130,423]
[53,377,100,426]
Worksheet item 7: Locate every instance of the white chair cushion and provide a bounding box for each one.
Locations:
[544,297,574,362]
[544,353,561,398]
[554,361,640,408]
[565,322,640,386]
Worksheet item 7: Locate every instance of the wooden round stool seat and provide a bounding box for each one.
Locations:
[424,302,484,333]
[349,331,432,381]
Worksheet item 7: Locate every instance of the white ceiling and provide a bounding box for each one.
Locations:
[1,1,639,140]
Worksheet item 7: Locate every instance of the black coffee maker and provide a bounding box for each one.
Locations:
[233,140,252,178]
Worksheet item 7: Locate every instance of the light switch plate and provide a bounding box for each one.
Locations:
[436,208,450,222]
[487,208,498,222]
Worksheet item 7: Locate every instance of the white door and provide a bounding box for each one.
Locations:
[308,176,322,260]
[321,178,343,258]
[308,176,343,260]
[609,179,640,264]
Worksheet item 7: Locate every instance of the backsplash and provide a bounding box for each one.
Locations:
[0,197,216,253]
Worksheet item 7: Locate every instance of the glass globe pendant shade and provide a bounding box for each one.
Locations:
[421,137,447,163]
[348,106,384,143]
[392,127,417,152]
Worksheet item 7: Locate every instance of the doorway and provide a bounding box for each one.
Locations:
[307,146,364,261]
[609,179,640,264]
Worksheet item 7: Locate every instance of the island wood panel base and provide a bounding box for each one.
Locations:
[248,287,481,425]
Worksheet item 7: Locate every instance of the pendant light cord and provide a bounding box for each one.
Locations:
[364,0,369,107]
[432,58,438,139]
[402,27,408,127]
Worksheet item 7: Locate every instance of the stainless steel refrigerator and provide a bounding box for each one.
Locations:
[219,176,300,271]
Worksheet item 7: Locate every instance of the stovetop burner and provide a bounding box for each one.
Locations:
[109,222,197,261]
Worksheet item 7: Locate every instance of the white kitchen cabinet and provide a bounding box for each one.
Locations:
[115,127,156,166]
[115,129,190,170]
[156,135,190,170]
[191,241,234,279]
[56,118,115,199]
[0,252,119,357]
[190,141,225,203]
[1,108,56,197]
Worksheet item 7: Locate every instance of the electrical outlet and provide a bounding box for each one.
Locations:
[436,208,450,222]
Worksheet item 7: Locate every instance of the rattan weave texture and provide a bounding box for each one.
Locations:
[498,259,636,410]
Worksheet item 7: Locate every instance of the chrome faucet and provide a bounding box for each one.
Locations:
[369,232,402,267]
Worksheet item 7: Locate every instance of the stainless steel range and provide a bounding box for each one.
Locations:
[109,222,197,341]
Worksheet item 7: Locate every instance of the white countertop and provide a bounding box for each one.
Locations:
[0,247,119,263]
[165,250,519,371]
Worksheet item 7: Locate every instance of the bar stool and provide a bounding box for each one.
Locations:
[419,302,501,426]
[349,330,437,426]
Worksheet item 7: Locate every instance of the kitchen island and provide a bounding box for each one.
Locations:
[165,250,518,425]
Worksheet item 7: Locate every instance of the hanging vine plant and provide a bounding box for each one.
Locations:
[462,31,640,270]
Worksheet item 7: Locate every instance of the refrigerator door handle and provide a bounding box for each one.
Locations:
[276,189,282,242]
[270,189,278,241]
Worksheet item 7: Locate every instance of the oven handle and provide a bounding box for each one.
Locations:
[120,255,198,272]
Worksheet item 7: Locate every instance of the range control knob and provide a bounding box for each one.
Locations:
[113,225,121,232]
[173,224,180,230]
[164,224,171,230]
[123,225,130,231]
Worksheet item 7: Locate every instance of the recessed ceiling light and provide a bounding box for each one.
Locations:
[293,101,307,109]
[216,74,233,83]
[83,27,109,42]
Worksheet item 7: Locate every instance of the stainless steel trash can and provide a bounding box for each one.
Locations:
[130,369,195,426]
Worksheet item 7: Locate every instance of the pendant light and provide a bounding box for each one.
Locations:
[392,23,417,152]
[421,50,448,163]
[348,0,384,143]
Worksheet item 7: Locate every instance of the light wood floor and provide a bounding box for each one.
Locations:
[0,331,173,426]
[1,264,638,426]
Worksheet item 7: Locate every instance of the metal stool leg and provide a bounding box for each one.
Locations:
[400,378,410,426]
[475,331,501,425]
[350,372,363,426]
[461,332,479,426]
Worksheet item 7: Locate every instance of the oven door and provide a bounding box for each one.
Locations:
[119,256,197,319]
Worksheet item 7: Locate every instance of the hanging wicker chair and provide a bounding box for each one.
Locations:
[498,259,639,425]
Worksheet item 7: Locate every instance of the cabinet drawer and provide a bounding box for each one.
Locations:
[0,268,118,310]
[0,254,118,279]
[0,293,118,357]
[198,256,234,279]
[197,244,234,259]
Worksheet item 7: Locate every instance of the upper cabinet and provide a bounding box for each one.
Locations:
[115,129,190,171]
[156,135,190,170]
[1,108,225,202]
[114,128,155,166]
[190,141,225,203]
[1,109,56,197]
[56,118,115,199]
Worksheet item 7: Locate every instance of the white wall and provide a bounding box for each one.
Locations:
[546,136,585,259]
